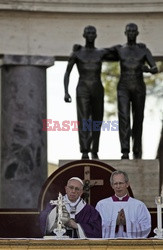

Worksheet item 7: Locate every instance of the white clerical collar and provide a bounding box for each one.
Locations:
[64,194,81,206]
[115,193,128,201]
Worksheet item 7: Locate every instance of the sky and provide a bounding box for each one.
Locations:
[46,61,162,165]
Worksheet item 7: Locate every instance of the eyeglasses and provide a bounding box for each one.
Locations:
[67,186,81,192]
[112,182,126,186]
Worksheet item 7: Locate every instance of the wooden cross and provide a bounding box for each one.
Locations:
[83,165,104,204]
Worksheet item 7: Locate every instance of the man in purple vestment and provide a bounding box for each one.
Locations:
[96,170,151,238]
[40,177,102,238]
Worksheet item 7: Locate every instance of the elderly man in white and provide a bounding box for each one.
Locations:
[40,177,102,238]
[96,170,151,238]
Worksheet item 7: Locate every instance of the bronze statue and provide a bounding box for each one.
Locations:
[64,25,115,160]
[109,23,158,159]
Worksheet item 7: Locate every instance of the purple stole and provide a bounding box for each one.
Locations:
[112,195,129,233]
[112,195,129,202]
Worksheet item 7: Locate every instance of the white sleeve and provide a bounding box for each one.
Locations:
[126,201,151,238]
[46,207,57,233]
[136,203,151,238]
[77,224,86,238]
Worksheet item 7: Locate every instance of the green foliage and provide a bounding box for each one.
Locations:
[101,62,119,118]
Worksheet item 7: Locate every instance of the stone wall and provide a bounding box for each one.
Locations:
[0,1,162,58]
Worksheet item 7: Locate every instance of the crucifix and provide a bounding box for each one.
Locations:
[82,165,104,204]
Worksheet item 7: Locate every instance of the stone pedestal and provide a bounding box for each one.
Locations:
[0,55,54,208]
[59,159,159,208]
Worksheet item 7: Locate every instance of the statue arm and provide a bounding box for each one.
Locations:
[103,45,120,62]
[64,53,76,102]
[143,47,158,74]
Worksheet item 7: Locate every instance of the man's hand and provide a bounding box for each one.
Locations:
[60,205,70,225]
[65,219,78,229]
[73,44,82,52]
[64,93,72,102]
[142,65,158,74]
[116,209,126,226]
[142,65,150,73]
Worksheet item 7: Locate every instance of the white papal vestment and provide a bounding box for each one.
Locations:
[96,196,151,238]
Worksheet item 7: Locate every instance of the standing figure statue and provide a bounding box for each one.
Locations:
[110,23,158,159]
[64,25,116,160]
